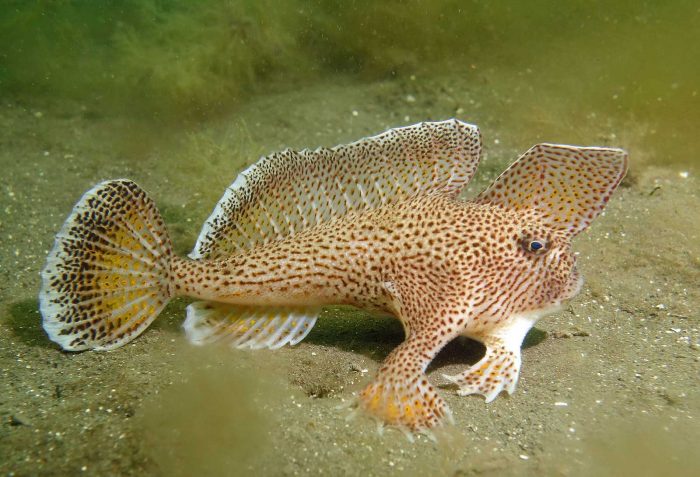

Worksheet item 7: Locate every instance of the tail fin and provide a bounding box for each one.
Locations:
[40,180,174,351]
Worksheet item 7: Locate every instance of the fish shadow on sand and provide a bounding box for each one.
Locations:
[6,297,190,350]
[304,307,404,361]
[6,299,57,349]
[304,305,547,370]
[432,327,546,372]
[6,298,547,360]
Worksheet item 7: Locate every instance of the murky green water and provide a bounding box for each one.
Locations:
[1,2,698,476]
[2,1,699,166]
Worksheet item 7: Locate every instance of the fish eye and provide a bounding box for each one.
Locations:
[521,237,549,254]
[530,240,544,251]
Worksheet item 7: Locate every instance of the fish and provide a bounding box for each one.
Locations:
[39,120,628,431]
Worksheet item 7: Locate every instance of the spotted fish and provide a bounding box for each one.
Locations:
[39,120,628,431]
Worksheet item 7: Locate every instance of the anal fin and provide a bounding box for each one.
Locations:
[183,301,321,350]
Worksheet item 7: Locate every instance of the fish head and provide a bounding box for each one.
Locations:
[511,211,584,312]
[469,143,628,320]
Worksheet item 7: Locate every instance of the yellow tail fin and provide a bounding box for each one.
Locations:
[40,180,173,350]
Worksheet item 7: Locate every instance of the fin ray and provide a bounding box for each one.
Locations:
[55,230,158,267]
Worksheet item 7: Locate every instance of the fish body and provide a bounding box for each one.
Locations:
[175,193,579,334]
[39,120,627,431]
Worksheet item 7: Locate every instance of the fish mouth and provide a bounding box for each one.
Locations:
[563,268,585,301]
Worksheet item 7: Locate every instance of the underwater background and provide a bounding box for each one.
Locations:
[1,1,698,476]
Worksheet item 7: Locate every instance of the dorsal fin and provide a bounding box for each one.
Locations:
[191,120,481,259]
[475,143,628,237]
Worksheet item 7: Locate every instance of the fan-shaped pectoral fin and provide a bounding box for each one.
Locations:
[442,339,522,402]
[443,312,539,402]
[358,321,460,432]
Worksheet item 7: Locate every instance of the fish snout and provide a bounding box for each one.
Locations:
[563,266,584,301]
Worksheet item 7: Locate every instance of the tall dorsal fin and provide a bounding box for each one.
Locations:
[191,120,481,259]
[475,143,628,237]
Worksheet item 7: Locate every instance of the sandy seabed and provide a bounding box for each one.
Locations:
[1,76,698,477]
